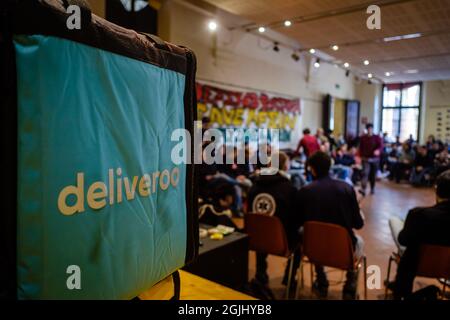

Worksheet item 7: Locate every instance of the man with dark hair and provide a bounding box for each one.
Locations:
[248,151,300,288]
[392,170,450,299]
[358,123,383,195]
[199,182,239,230]
[410,145,433,186]
[295,128,321,158]
[295,151,365,299]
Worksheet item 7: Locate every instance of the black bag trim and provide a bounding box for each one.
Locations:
[183,47,199,265]
[0,3,17,299]
[5,0,187,75]
[169,271,181,300]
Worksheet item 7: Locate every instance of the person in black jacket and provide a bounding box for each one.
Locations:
[199,181,240,230]
[393,170,450,299]
[295,151,365,299]
[247,151,300,287]
[410,145,433,186]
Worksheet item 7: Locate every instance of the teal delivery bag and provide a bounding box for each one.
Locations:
[0,0,198,299]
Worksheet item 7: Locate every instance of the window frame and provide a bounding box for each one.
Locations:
[380,82,422,141]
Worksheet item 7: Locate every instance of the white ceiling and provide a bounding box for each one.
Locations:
[202,0,450,83]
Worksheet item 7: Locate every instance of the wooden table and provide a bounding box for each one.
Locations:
[183,225,249,291]
[139,270,255,300]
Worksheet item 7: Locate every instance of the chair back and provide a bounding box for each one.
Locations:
[303,221,355,270]
[244,213,290,257]
[417,244,450,279]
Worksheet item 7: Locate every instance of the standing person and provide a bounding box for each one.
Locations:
[316,128,329,145]
[358,123,383,195]
[295,128,320,158]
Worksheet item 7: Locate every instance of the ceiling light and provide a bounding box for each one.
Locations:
[383,33,422,42]
[402,33,422,40]
[344,62,350,68]
[314,59,320,68]
[208,20,218,32]
[309,48,316,54]
[258,26,266,33]
[284,20,292,27]
[363,60,370,66]
[332,45,339,51]
[405,69,419,74]
[385,72,391,77]
[368,73,373,78]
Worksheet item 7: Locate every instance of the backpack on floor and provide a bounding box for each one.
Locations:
[1,0,198,299]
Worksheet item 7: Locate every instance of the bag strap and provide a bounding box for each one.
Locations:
[0,2,18,299]
[170,270,181,300]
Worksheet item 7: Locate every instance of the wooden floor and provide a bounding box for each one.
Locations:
[247,180,439,300]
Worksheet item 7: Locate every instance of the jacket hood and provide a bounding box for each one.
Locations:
[254,172,290,186]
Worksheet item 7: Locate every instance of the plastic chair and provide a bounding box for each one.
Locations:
[302,221,367,299]
[385,244,450,299]
[244,213,298,299]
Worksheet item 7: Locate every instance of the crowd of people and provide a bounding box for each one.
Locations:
[381,134,449,186]
[295,124,450,193]
[197,118,450,300]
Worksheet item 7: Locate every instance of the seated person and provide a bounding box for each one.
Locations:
[434,146,450,177]
[332,144,355,184]
[425,134,436,151]
[334,144,356,167]
[350,146,364,185]
[247,151,300,287]
[251,143,272,173]
[198,160,218,200]
[427,141,444,162]
[386,143,400,180]
[295,151,365,299]
[199,182,240,230]
[410,145,433,186]
[393,143,415,183]
[213,146,252,215]
[392,170,450,299]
